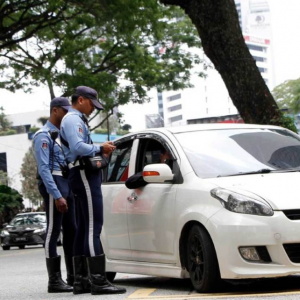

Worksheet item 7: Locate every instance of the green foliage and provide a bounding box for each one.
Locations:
[0,107,17,136]
[94,129,108,134]
[38,117,48,126]
[20,147,42,206]
[279,114,298,133]
[0,185,24,228]
[121,124,132,131]
[29,126,40,133]
[0,1,202,130]
[116,129,129,135]
[272,78,300,113]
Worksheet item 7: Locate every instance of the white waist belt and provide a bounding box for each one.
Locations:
[68,161,80,169]
[52,170,63,176]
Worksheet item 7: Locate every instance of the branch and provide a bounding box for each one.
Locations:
[90,111,114,131]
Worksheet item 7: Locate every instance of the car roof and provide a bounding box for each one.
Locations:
[121,124,284,137]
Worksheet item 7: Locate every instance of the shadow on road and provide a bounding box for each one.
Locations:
[114,275,300,295]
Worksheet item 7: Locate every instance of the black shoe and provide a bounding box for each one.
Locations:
[65,255,74,286]
[46,256,73,293]
[73,256,91,294]
[86,255,126,295]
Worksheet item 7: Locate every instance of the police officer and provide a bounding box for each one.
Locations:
[33,97,77,293]
[60,86,126,295]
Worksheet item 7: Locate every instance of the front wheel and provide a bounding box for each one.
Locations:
[19,245,25,249]
[2,246,10,251]
[187,225,220,293]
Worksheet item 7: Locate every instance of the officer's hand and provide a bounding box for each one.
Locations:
[55,197,68,213]
[102,142,116,156]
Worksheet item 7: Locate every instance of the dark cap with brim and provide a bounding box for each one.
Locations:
[50,97,71,111]
[75,86,104,110]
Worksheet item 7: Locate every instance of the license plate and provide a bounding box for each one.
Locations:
[15,237,27,241]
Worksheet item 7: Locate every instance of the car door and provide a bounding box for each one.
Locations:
[126,135,179,264]
[101,138,136,260]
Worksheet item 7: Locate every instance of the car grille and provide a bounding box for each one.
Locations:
[9,231,35,237]
[283,243,300,263]
[282,210,300,220]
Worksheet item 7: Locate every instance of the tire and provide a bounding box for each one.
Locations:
[187,225,220,293]
[19,245,25,249]
[2,246,10,251]
[106,272,117,282]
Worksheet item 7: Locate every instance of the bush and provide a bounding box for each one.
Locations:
[0,129,17,136]
[280,115,298,133]
[94,129,108,134]
[29,126,40,133]
[116,130,129,135]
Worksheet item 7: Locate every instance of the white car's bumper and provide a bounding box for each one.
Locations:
[206,209,300,279]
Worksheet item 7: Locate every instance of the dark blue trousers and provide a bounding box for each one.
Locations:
[68,167,103,257]
[38,175,77,258]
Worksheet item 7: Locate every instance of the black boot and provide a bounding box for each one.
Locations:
[73,256,91,294]
[65,256,74,286]
[86,255,126,295]
[46,256,73,293]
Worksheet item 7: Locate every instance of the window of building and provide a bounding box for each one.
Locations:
[258,67,267,73]
[106,140,133,182]
[169,115,182,123]
[158,103,163,108]
[247,44,266,52]
[168,104,182,112]
[205,97,208,103]
[206,108,209,114]
[253,56,266,63]
[0,153,7,173]
[167,93,181,102]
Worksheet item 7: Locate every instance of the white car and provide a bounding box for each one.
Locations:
[101,124,300,292]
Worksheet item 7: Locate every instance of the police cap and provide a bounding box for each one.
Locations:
[50,97,71,111]
[74,86,104,110]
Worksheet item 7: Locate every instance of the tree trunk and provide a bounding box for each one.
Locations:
[159,0,282,125]
[46,77,56,101]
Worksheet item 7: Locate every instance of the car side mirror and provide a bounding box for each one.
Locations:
[143,164,174,183]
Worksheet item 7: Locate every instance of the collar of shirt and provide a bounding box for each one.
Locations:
[68,107,89,124]
[46,120,59,132]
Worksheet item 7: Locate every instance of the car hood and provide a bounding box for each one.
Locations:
[206,172,300,210]
[6,224,45,232]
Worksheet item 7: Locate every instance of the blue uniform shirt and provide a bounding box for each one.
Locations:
[60,108,102,163]
[33,121,65,200]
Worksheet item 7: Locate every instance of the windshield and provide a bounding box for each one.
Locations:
[175,128,300,178]
[9,215,46,226]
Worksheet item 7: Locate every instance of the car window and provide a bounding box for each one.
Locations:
[106,140,133,182]
[136,139,173,173]
[175,128,300,178]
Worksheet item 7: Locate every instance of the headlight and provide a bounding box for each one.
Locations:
[211,188,274,216]
[34,228,46,234]
[0,230,9,237]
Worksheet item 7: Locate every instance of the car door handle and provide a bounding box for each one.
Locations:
[127,194,138,202]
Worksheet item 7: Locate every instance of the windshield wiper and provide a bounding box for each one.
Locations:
[218,167,300,178]
[218,168,273,177]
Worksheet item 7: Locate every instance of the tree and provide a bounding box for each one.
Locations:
[159,0,285,127]
[121,124,132,131]
[273,78,300,113]
[0,106,17,135]
[0,0,80,51]
[0,185,24,228]
[0,1,203,130]
[20,146,42,207]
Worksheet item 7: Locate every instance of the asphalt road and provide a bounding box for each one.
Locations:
[1,245,300,300]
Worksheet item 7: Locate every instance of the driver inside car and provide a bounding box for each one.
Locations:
[125,148,171,190]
